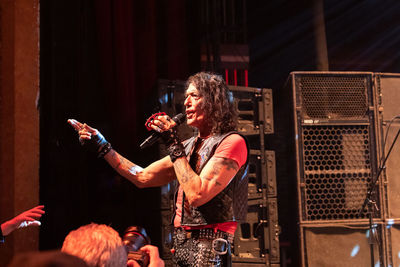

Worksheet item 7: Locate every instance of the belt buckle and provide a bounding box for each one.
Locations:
[212,238,228,255]
[185,231,192,239]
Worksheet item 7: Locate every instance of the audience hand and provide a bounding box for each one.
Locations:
[126,245,164,267]
[140,245,164,267]
[1,205,45,236]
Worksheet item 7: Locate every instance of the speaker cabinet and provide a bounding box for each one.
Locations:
[375,73,400,267]
[376,74,400,219]
[289,72,380,223]
[302,225,383,267]
[287,72,389,266]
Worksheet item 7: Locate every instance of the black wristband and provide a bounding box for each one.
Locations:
[168,143,186,162]
[160,127,185,162]
[86,132,109,154]
[98,142,112,158]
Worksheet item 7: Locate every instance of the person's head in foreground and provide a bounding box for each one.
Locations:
[61,223,127,267]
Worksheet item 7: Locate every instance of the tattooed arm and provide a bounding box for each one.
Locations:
[104,149,177,188]
[172,156,239,207]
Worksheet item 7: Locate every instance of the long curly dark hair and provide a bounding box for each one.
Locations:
[186,72,237,134]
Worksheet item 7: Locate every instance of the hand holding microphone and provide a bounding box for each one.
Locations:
[141,113,186,162]
[140,113,186,149]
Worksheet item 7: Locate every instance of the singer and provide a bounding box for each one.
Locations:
[68,72,249,267]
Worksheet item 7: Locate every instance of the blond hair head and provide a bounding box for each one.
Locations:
[62,223,127,267]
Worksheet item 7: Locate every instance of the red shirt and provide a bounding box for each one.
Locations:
[174,133,247,234]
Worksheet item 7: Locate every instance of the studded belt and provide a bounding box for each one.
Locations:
[175,227,234,244]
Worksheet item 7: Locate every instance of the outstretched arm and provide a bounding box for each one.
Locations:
[67,119,176,188]
[104,150,176,188]
[1,205,45,236]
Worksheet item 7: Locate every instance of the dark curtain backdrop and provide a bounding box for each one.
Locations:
[39,0,196,252]
[94,0,191,150]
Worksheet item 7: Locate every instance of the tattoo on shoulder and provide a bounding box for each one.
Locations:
[211,157,238,171]
[200,158,238,187]
[221,158,238,171]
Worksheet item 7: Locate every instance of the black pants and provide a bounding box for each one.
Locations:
[172,228,232,267]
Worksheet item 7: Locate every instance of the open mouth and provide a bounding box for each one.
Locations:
[186,111,194,118]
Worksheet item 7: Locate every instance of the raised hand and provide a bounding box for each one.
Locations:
[67,119,111,157]
[67,119,98,145]
[1,205,45,236]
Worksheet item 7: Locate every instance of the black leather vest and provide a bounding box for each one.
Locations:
[179,132,249,226]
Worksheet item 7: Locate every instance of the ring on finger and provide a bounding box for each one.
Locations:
[159,122,165,130]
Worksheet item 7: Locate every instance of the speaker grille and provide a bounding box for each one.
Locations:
[302,125,371,220]
[298,75,369,120]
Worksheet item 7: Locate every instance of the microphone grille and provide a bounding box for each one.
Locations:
[172,113,186,125]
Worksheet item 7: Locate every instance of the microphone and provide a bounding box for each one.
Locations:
[140,113,186,149]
